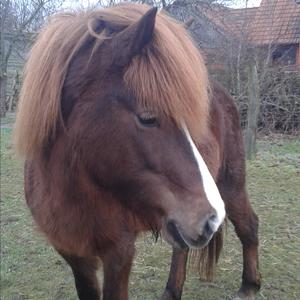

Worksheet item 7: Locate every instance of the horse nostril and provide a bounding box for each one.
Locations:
[204,220,214,237]
[203,214,218,238]
[209,214,218,223]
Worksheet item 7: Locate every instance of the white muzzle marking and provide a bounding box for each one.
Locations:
[183,125,226,231]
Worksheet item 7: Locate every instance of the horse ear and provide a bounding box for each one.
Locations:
[112,7,157,67]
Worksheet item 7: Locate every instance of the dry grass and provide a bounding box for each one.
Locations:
[1,116,300,299]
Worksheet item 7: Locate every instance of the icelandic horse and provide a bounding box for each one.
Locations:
[14,3,260,300]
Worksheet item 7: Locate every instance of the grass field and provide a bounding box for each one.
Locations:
[1,115,300,300]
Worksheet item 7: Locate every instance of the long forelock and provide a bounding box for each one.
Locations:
[14,3,209,158]
[124,8,210,142]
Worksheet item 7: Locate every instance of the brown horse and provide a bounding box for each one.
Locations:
[14,3,260,300]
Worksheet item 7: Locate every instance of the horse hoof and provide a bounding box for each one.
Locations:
[160,289,180,300]
[233,290,256,300]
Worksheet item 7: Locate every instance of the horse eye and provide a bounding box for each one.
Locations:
[137,112,158,127]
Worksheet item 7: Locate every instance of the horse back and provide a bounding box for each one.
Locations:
[200,80,246,187]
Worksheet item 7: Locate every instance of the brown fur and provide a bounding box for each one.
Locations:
[14,3,209,159]
[162,81,261,299]
[14,4,260,299]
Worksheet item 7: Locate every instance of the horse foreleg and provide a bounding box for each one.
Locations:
[102,240,135,300]
[57,250,101,300]
[222,188,261,300]
[161,247,189,300]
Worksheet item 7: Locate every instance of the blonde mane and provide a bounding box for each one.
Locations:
[14,3,210,158]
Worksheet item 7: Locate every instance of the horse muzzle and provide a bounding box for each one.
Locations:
[162,214,220,249]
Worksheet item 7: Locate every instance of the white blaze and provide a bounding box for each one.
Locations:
[183,125,226,231]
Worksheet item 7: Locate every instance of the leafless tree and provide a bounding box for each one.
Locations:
[0,0,65,117]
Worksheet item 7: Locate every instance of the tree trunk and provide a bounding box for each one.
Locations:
[0,74,7,117]
[245,64,260,160]
[8,71,19,112]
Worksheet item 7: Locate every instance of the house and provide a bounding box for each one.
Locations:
[249,0,300,67]
[203,0,300,68]
[169,0,300,68]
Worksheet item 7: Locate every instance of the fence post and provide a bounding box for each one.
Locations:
[245,63,260,160]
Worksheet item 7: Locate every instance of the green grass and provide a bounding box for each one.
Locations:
[1,116,300,299]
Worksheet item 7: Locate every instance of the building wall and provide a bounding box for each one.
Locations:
[272,44,299,66]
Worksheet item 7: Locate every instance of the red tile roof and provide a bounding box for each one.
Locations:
[250,0,300,44]
[203,0,300,45]
[225,7,258,38]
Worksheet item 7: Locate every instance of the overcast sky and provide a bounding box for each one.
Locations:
[62,0,262,10]
[229,0,261,8]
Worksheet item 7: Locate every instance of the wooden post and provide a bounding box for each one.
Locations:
[245,64,260,160]
[0,16,7,118]
[296,43,300,68]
